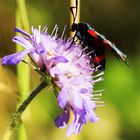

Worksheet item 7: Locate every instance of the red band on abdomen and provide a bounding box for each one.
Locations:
[94,54,106,63]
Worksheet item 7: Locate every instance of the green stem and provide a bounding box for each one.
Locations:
[16,0,30,101]
[15,0,30,139]
[16,0,30,32]
[17,81,48,115]
[3,81,48,140]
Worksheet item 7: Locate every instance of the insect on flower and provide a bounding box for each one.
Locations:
[70,0,129,70]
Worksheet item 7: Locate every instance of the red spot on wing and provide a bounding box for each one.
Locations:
[87,30,98,38]
[94,54,106,63]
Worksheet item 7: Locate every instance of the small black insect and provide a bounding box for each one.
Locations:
[70,0,129,70]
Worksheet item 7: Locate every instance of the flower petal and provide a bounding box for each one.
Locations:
[66,111,85,137]
[2,50,28,65]
[67,122,82,137]
[55,109,70,128]
[57,90,67,108]
[79,88,88,94]
[32,27,41,44]
[72,93,83,109]
[53,56,68,63]
[14,27,31,38]
[13,36,33,50]
[35,45,45,54]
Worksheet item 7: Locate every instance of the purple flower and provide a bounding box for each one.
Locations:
[2,25,104,137]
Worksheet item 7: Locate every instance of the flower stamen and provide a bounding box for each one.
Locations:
[42,25,48,34]
[65,72,73,79]
[61,25,67,38]
[51,24,58,37]
[93,71,104,78]
[94,89,105,93]
[48,50,55,56]
[94,77,104,83]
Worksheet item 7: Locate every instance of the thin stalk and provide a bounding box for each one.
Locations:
[16,0,30,32]
[15,0,30,140]
[16,0,30,100]
[2,81,48,140]
[17,81,48,115]
[70,0,80,37]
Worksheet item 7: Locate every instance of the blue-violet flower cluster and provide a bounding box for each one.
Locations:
[2,25,103,137]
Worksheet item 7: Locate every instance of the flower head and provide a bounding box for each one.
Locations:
[2,25,103,137]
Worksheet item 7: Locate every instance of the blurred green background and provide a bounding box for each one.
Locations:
[0,0,140,140]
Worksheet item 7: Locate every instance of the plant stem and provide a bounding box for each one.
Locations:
[16,0,30,101]
[15,1,30,139]
[17,80,48,115]
[70,0,80,37]
[3,81,48,140]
